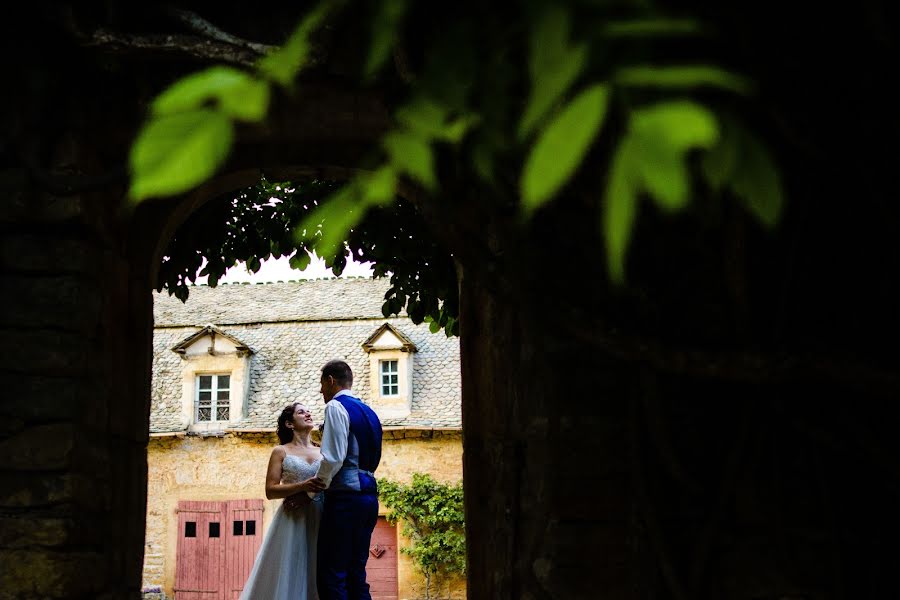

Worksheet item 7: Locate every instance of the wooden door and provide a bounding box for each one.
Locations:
[224,499,264,600]
[175,500,264,600]
[174,501,225,600]
[367,516,399,600]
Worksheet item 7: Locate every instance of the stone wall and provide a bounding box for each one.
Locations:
[142,431,463,598]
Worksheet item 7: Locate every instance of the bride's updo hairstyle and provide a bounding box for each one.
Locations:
[276,402,301,444]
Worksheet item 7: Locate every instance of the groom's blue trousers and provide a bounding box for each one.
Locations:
[318,491,379,600]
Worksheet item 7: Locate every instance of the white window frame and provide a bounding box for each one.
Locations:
[379,360,400,397]
[194,373,232,423]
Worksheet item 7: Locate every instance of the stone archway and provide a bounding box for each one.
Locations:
[0,41,393,595]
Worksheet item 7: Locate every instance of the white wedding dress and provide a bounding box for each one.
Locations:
[240,455,323,600]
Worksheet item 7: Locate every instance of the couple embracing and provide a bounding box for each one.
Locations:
[241,359,383,600]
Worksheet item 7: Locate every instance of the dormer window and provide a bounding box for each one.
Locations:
[379,360,399,397]
[362,324,418,419]
[196,374,231,422]
[171,325,253,432]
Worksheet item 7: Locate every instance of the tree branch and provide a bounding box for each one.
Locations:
[84,28,262,67]
[162,7,275,56]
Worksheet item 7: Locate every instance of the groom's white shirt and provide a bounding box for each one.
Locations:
[308,389,352,497]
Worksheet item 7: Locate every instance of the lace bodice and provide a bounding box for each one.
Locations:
[281,454,322,484]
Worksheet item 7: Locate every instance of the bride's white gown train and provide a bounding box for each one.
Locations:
[240,456,323,600]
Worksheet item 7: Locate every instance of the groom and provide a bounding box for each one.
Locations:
[314,359,383,599]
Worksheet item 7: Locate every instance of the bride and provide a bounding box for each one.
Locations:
[240,403,326,599]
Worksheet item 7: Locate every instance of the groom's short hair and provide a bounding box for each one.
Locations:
[322,359,353,386]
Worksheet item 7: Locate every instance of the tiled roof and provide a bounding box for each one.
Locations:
[154,278,401,326]
[150,279,460,432]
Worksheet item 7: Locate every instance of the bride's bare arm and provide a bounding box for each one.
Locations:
[264,447,325,499]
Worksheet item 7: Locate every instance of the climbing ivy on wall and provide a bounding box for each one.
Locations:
[379,474,466,600]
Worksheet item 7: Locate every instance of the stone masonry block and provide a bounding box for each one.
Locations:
[0,549,106,599]
[0,234,100,275]
[0,424,75,470]
[0,275,101,332]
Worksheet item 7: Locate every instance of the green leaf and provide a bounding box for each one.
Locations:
[152,66,270,122]
[602,19,702,38]
[294,169,397,259]
[615,65,752,95]
[629,101,719,211]
[129,109,233,201]
[217,76,270,122]
[729,131,784,227]
[471,140,495,183]
[364,0,409,78]
[701,117,740,190]
[362,166,398,204]
[429,320,441,334]
[396,98,478,143]
[521,83,610,212]
[257,1,331,86]
[383,131,436,190]
[603,137,640,284]
[295,184,361,258]
[519,6,587,138]
[289,250,311,271]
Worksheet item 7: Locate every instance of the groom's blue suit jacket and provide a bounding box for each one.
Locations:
[326,394,382,494]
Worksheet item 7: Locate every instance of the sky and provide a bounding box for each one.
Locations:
[193,251,375,285]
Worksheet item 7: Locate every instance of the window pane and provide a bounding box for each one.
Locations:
[217,375,230,389]
[216,407,229,421]
[380,360,398,375]
[199,375,212,389]
[246,520,256,535]
[209,522,220,538]
[184,522,196,537]
[390,375,398,384]
[217,390,230,401]
[198,408,211,421]
[199,391,211,402]
[233,521,243,536]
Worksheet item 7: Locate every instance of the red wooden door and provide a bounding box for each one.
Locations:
[224,499,264,600]
[175,500,264,600]
[367,517,399,600]
[175,501,225,600]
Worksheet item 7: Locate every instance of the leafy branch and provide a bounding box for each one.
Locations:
[379,474,465,600]
[132,0,787,304]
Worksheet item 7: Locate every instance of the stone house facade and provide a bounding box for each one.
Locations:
[143,278,463,599]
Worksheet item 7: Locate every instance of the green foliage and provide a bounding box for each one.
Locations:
[151,66,270,121]
[379,474,465,598]
[157,177,461,337]
[256,1,335,86]
[603,101,721,282]
[521,83,610,211]
[702,115,784,227]
[518,5,587,139]
[364,0,410,79]
[129,1,334,202]
[129,109,233,202]
[133,0,787,294]
[613,65,752,94]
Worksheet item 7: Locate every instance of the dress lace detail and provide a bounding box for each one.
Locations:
[239,455,323,599]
